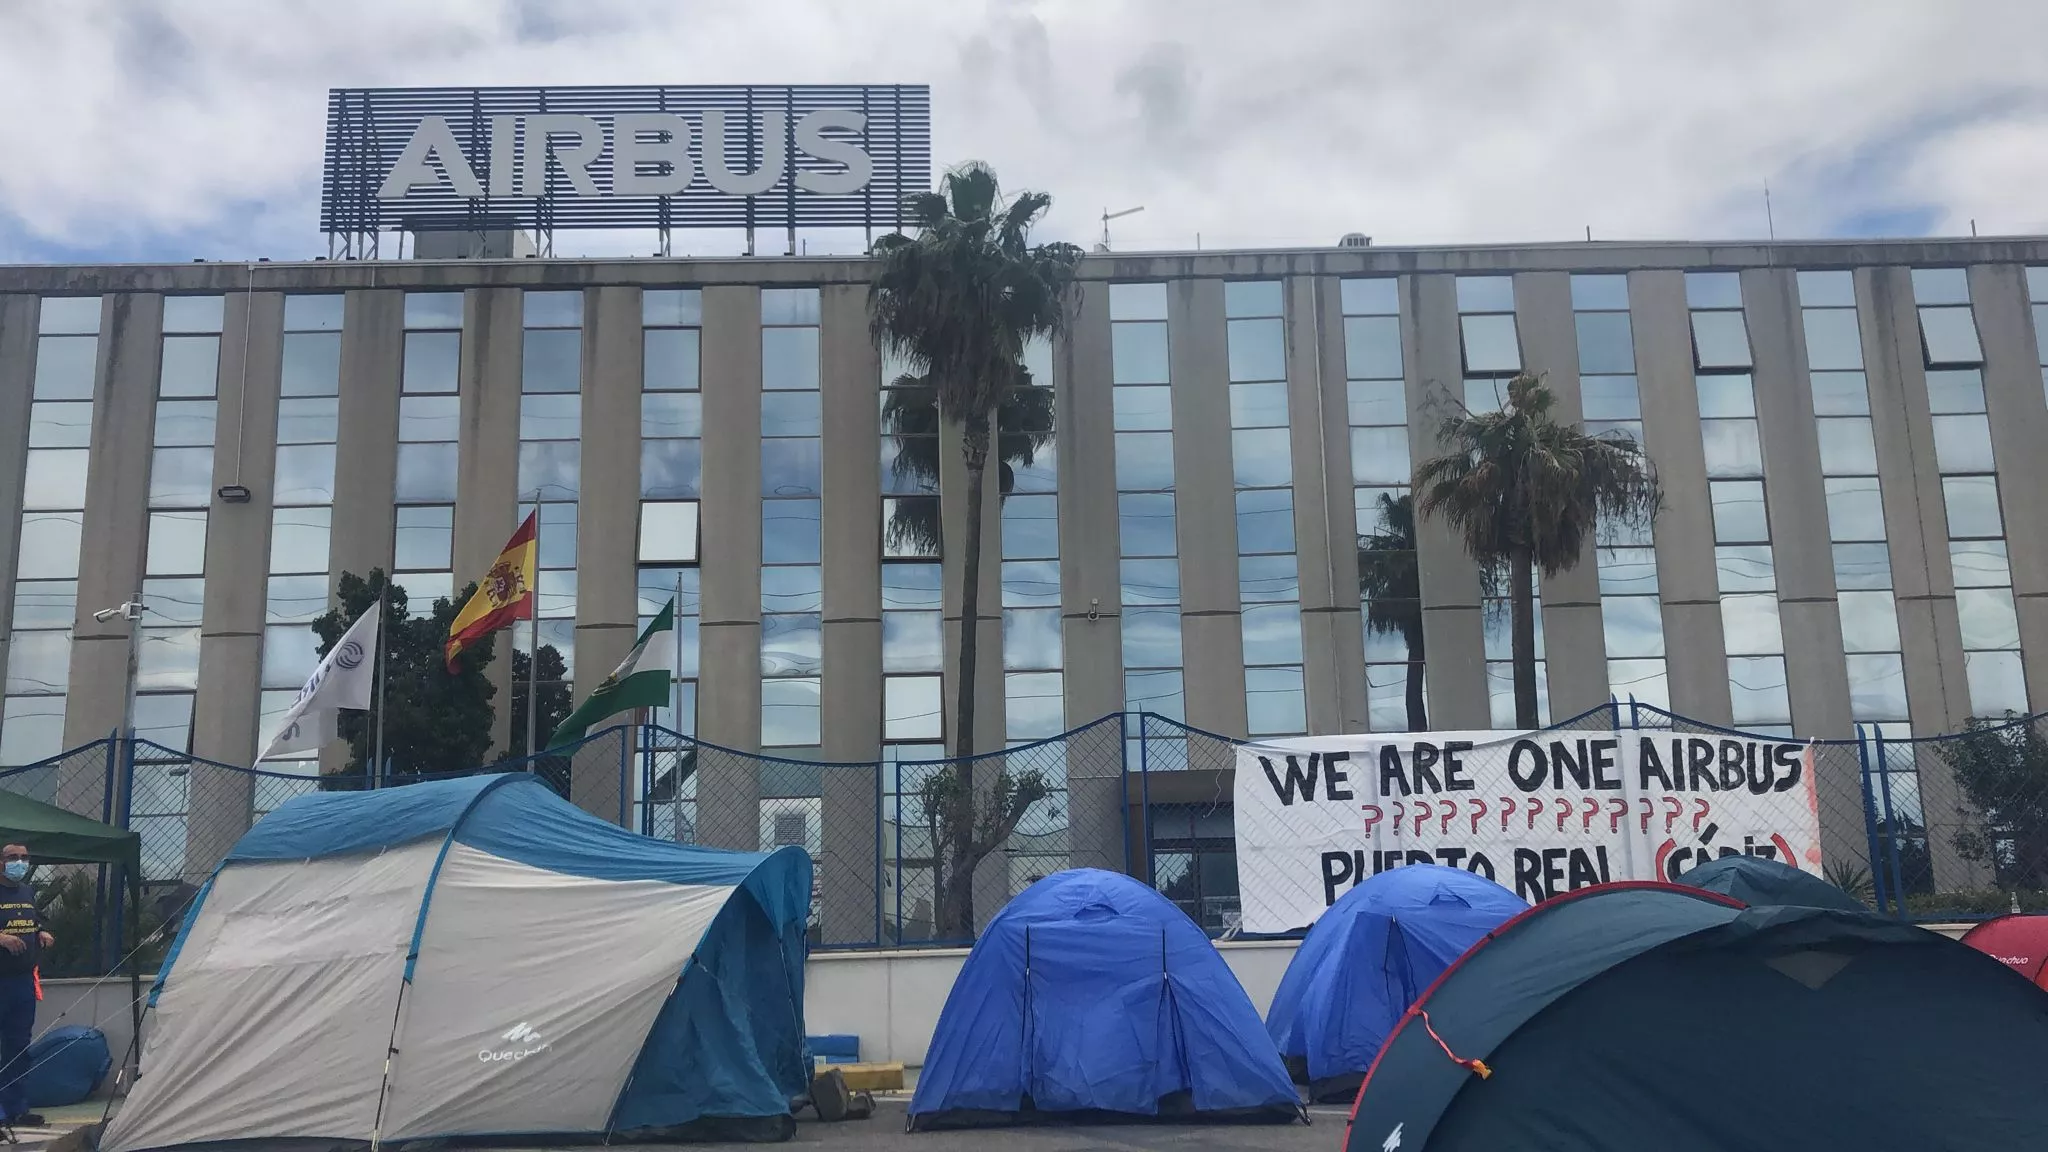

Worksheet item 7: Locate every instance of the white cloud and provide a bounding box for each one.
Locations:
[0,0,2044,261]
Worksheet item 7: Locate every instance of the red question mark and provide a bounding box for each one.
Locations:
[1663,796,1683,833]
[1608,799,1629,833]
[1412,799,1433,837]
[1391,801,1405,837]
[1692,797,1712,833]
[1581,797,1601,832]
[1499,797,1517,832]
[1470,798,1490,834]
[1440,799,1458,835]
[1360,804,1383,837]
[1639,797,1655,833]
[1554,796,1573,831]
[1526,798,1544,831]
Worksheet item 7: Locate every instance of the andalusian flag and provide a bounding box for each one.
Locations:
[445,512,537,672]
[548,599,676,749]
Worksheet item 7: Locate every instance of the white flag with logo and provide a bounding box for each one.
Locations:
[259,602,380,761]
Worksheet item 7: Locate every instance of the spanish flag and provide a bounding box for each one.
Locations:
[445,512,538,672]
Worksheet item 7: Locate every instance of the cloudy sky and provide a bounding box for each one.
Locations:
[1,0,2045,263]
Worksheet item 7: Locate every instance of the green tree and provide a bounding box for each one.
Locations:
[312,570,499,779]
[1358,492,1428,731]
[507,644,573,760]
[1945,714,2048,890]
[1414,373,1660,728]
[869,161,1082,934]
[882,371,1055,554]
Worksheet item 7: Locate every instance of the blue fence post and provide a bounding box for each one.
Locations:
[1853,725,1890,917]
[1117,711,1131,877]
[872,754,885,950]
[1137,713,1154,886]
[891,758,903,947]
[1871,727,1908,919]
[616,726,630,828]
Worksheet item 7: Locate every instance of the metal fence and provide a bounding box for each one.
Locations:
[7,703,2048,975]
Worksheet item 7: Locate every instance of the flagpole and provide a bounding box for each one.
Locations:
[526,493,541,767]
[672,570,683,727]
[373,576,388,787]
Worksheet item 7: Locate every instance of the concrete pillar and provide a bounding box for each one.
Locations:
[1968,263,2048,709]
[184,290,282,873]
[1628,270,1731,722]
[570,286,643,820]
[453,288,523,756]
[695,285,762,849]
[66,295,163,772]
[1291,275,1366,734]
[0,296,35,707]
[1743,268,1854,739]
[1513,271,1608,721]
[1057,282,1128,872]
[1861,266,1978,891]
[818,283,883,943]
[1169,278,1248,737]
[1406,275,1489,728]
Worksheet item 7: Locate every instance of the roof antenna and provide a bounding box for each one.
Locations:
[1099,205,1144,252]
[1763,182,1776,241]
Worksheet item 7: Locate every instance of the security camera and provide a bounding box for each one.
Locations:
[92,607,121,623]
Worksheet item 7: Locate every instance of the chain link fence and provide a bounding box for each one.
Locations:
[12,705,2048,970]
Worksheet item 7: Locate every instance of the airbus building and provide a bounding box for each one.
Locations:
[2,86,2047,936]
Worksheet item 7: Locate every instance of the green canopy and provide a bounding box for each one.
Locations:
[0,788,140,871]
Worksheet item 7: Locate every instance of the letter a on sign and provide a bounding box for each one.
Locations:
[378,116,483,200]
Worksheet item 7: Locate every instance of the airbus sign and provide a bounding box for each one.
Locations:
[321,85,931,236]
[378,109,875,201]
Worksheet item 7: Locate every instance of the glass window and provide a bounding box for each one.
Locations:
[1728,656,1792,725]
[1714,545,1776,593]
[1243,603,1304,665]
[261,624,321,690]
[1925,369,1985,414]
[14,513,83,580]
[1810,372,1871,416]
[1239,554,1299,603]
[268,507,331,574]
[1581,376,1641,421]
[1691,311,1752,369]
[1344,317,1403,380]
[12,580,77,629]
[882,609,943,673]
[1966,651,2028,717]
[644,289,703,327]
[1111,322,1170,384]
[1247,666,1306,736]
[1121,607,1183,667]
[1834,542,1894,589]
[761,438,823,496]
[760,287,821,326]
[1684,272,1743,309]
[1348,378,1405,425]
[1340,279,1398,316]
[760,612,823,677]
[1229,382,1290,428]
[1455,276,1513,313]
[761,678,822,746]
[1118,493,1177,557]
[1942,475,2004,538]
[1845,653,1907,719]
[153,400,217,448]
[1350,426,1411,485]
[1002,560,1061,608]
[1110,282,1169,321]
[148,447,212,509]
[1816,418,1878,475]
[1710,480,1769,543]
[28,401,91,449]
[4,632,71,695]
[399,395,460,442]
[761,327,821,390]
[1931,414,1995,473]
[644,329,701,391]
[39,297,101,335]
[1918,307,1983,365]
[404,292,464,329]
[884,677,944,741]
[21,450,89,510]
[403,332,460,393]
[1121,558,1181,606]
[1802,308,1864,371]
[1824,477,1887,542]
[137,628,201,691]
[760,392,820,438]
[0,698,66,766]
[33,336,97,400]
[1957,587,2022,652]
[283,295,344,332]
[1596,548,1659,595]
[1226,318,1285,382]
[279,332,342,398]
[146,511,208,576]
[523,291,583,328]
[1225,280,1283,318]
[1601,596,1666,658]
[1006,672,1066,740]
[1950,540,2010,588]
[1115,432,1176,491]
[1839,590,1901,654]
[1113,386,1174,430]
[642,439,703,500]
[517,441,581,499]
[1000,495,1059,560]
[394,505,455,570]
[1235,489,1294,554]
[159,336,220,397]
[762,499,821,565]
[522,329,581,392]
[1608,659,1671,710]
[1571,274,1630,311]
[1002,609,1063,670]
[274,444,338,505]
[1695,374,1755,419]
[1575,312,1635,375]
[1231,428,1293,489]
[1700,420,1763,478]
[1459,314,1520,373]
[1796,271,1855,307]
[1911,268,1970,306]
[1721,594,1784,656]
[276,397,339,445]
[395,442,459,503]
[264,574,328,624]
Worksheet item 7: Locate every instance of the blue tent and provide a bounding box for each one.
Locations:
[1676,854,1865,911]
[909,869,1302,1129]
[106,774,813,1149]
[1266,864,1525,1101]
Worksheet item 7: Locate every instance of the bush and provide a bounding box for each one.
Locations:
[1901,888,2048,918]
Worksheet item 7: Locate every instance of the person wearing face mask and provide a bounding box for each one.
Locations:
[0,846,50,1129]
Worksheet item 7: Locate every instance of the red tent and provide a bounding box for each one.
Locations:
[1960,914,2048,985]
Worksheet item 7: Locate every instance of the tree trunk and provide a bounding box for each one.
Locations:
[1511,548,1539,729]
[1403,621,1428,731]
[943,416,992,937]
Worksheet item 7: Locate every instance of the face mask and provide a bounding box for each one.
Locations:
[3,862,26,882]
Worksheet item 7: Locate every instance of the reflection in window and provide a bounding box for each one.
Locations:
[1112,284,1184,727]
[1346,278,1422,730]
[1225,283,1302,735]
[761,288,821,747]
[999,336,1063,760]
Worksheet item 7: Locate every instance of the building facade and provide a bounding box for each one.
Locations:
[3,237,2047,931]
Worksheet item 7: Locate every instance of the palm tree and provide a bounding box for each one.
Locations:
[870,162,1082,934]
[1358,492,1427,730]
[882,369,1056,555]
[1414,372,1659,728]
